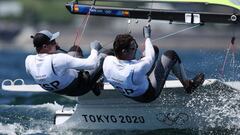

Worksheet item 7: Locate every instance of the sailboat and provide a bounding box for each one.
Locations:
[2,0,240,130]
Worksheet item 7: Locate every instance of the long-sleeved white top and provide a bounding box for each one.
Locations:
[103,38,155,97]
[25,49,98,91]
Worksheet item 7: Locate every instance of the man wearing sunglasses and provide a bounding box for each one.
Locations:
[25,30,105,96]
[103,25,205,103]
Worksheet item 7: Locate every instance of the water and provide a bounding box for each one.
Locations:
[0,49,240,134]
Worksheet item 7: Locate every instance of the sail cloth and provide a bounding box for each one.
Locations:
[152,0,240,10]
[92,0,240,9]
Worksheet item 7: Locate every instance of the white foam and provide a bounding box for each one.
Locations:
[0,123,24,135]
[30,102,63,112]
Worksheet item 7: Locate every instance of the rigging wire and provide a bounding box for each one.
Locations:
[220,36,237,77]
[220,24,238,80]
[73,15,89,46]
[64,0,97,58]
[151,24,201,78]
[152,24,201,42]
[78,8,92,45]
[73,0,98,47]
[148,0,154,24]
[104,23,201,50]
[73,5,94,47]
[71,1,96,57]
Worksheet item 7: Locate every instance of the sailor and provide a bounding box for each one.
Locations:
[103,25,205,103]
[25,30,107,96]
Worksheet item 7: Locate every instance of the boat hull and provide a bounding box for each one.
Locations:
[55,79,240,130]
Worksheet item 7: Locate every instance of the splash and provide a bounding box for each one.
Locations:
[0,102,64,134]
[187,84,240,130]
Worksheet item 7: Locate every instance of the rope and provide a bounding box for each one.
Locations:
[148,0,154,24]
[73,15,88,46]
[73,5,94,47]
[152,24,200,42]
[220,36,236,76]
[103,23,201,53]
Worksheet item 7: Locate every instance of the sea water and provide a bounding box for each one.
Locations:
[0,49,240,134]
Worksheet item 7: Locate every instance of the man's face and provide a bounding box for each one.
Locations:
[47,40,58,53]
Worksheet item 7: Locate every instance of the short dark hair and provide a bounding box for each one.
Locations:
[113,34,135,57]
[31,33,50,48]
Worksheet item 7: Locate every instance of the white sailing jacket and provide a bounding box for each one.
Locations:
[25,50,98,92]
[103,38,155,97]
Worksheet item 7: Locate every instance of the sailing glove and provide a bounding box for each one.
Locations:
[143,25,151,38]
[90,40,103,51]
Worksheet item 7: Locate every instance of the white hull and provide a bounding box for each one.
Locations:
[54,79,240,130]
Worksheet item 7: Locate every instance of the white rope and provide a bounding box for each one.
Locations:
[152,24,200,43]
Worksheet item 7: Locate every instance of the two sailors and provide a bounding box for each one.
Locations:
[25,25,204,102]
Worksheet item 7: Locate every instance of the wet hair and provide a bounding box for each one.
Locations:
[113,34,136,57]
[31,33,50,48]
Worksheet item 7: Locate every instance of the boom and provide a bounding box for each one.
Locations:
[65,0,240,24]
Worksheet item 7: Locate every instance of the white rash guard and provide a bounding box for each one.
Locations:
[103,38,155,97]
[25,49,98,92]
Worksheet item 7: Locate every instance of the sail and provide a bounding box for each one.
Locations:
[65,0,240,24]
[152,0,240,10]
